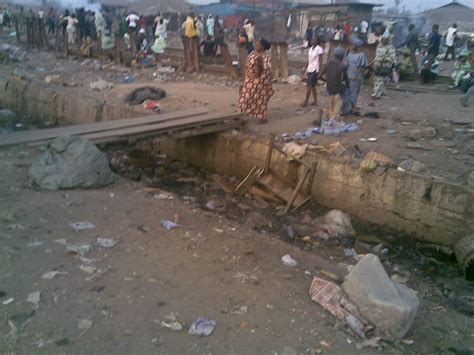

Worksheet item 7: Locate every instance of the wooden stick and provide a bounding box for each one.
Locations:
[284,168,310,214]
[279,42,289,79]
[272,144,312,169]
[264,133,275,175]
[271,43,279,78]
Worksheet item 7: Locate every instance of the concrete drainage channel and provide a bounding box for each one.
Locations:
[1,79,474,280]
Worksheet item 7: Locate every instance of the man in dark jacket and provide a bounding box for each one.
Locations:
[427,24,441,63]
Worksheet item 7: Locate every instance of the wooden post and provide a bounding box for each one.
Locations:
[191,36,200,72]
[220,43,238,79]
[237,44,248,79]
[271,43,279,79]
[279,42,289,79]
[264,133,276,175]
[114,35,121,64]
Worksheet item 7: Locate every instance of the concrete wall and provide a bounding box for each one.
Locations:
[0,78,143,125]
[145,133,474,247]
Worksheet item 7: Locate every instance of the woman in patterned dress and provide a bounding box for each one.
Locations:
[239,38,274,124]
[372,37,396,99]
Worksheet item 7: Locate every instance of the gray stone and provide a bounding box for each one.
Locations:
[398,159,425,173]
[313,210,355,239]
[405,127,437,141]
[342,254,419,342]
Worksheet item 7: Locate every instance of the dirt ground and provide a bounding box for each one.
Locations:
[1,146,474,354]
[1,32,474,354]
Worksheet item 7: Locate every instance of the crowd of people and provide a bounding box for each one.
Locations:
[1,6,472,122]
[239,20,473,124]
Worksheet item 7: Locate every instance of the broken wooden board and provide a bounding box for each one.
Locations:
[0,108,209,147]
[258,172,305,206]
[235,166,264,198]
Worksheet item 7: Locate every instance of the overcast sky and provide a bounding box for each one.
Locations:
[187,0,474,13]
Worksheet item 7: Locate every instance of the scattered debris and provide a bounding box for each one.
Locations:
[70,221,95,231]
[309,276,366,338]
[232,305,248,315]
[96,238,118,248]
[282,142,308,160]
[344,248,357,257]
[41,271,68,280]
[26,291,41,307]
[188,317,216,336]
[160,321,183,331]
[313,210,355,240]
[286,74,302,85]
[28,136,116,190]
[161,220,181,230]
[342,254,419,342]
[89,79,114,91]
[281,254,298,267]
[398,159,425,173]
[3,297,14,305]
[79,265,96,274]
[66,244,92,256]
[27,240,45,247]
[143,100,162,112]
[125,86,166,105]
[77,318,93,330]
[45,75,61,84]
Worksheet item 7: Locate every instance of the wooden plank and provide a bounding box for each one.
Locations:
[79,112,241,142]
[259,173,305,206]
[271,43,279,78]
[0,108,209,147]
[284,168,310,214]
[307,162,317,194]
[279,43,289,79]
[290,196,311,214]
[88,119,243,146]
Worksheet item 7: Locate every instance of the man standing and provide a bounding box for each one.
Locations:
[427,24,441,63]
[359,19,369,43]
[319,47,349,121]
[126,11,140,55]
[343,21,352,41]
[444,23,458,61]
[184,13,199,72]
[302,37,325,107]
[405,24,420,73]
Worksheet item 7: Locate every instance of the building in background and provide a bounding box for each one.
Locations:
[418,1,474,34]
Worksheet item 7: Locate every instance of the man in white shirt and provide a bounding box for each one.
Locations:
[302,37,325,107]
[126,12,140,55]
[444,23,458,61]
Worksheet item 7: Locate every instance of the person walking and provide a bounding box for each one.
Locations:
[239,38,274,124]
[346,38,368,113]
[444,23,458,61]
[405,24,420,73]
[184,13,199,72]
[302,36,324,107]
[372,37,396,99]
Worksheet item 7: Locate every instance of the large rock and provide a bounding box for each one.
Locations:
[28,136,116,190]
[342,254,419,342]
